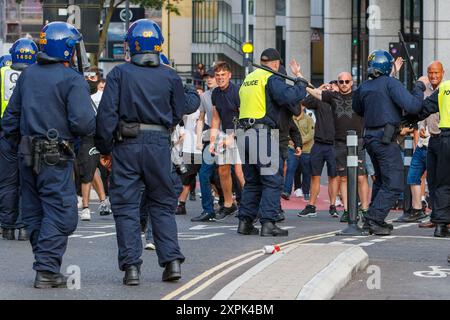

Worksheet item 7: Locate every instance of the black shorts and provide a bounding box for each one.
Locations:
[310,142,337,177]
[179,153,202,186]
[335,141,367,177]
[76,137,100,184]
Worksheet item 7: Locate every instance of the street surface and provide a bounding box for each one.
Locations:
[1,186,449,300]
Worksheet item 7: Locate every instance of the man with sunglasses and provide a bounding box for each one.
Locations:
[292,61,370,221]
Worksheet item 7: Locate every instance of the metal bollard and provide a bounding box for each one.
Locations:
[337,130,364,236]
[402,136,413,214]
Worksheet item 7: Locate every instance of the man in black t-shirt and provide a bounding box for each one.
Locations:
[306,72,370,222]
[209,61,244,221]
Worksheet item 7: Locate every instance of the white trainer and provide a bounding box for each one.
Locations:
[145,243,156,250]
[79,208,91,221]
[294,189,304,198]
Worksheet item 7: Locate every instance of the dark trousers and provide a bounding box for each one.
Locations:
[110,132,185,270]
[0,136,23,229]
[427,133,450,224]
[20,159,78,274]
[237,129,283,224]
[365,134,403,224]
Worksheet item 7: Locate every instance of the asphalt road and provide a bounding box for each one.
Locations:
[0,195,449,300]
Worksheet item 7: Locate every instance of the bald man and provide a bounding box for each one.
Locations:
[303,71,370,222]
[412,61,445,230]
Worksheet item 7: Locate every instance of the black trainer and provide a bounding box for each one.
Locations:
[395,209,427,223]
[191,212,216,222]
[281,193,290,201]
[329,205,339,218]
[298,205,317,218]
[274,211,286,223]
[216,204,238,221]
[340,211,349,223]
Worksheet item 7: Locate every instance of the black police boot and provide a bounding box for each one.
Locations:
[18,228,29,241]
[260,221,289,237]
[237,219,259,236]
[123,265,140,286]
[2,228,15,240]
[162,260,181,282]
[395,209,427,223]
[34,271,68,289]
[364,219,391,236]
[434,224,449,238]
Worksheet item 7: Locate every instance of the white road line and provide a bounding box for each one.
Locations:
[81,232,117,239]
[370,239,387,243]
[77,225,115,229]
[353,236,370,238]
[328,241,345,245]
[358,242,375,247]
[341,238,358,242]
[382,236,397,239]
[69,235,84,238]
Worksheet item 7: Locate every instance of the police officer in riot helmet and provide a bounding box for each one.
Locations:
[2,22,96,288]
[353,50,426,236]
[0,38,38,241]
[95,19,186,286]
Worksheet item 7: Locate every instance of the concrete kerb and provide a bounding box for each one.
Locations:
[212,243,369,300]
[297,245,369,300]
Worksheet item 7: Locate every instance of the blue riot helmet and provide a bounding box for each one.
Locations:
[38,21,89,72]
[9,38,38,69]
[125,19,164,67]
[160,53,170,65]
[367,50,395,79]
[0,54,12,67]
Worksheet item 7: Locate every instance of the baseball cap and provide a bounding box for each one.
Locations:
[203,68,215,78]
[261,48,282,62]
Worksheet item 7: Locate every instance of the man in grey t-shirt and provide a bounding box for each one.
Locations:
[192,69,219,222]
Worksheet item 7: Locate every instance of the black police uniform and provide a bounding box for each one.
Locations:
[353,75,425,232]
[95,59,187,275]
[2,62,96,274]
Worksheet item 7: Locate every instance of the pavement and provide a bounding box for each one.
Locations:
[1,185,450,301]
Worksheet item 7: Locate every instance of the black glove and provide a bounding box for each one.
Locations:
[414,81,426,92]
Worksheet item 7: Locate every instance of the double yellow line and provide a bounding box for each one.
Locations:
[161,230,339,300]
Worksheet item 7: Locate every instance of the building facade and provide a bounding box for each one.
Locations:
[163,0,449,86]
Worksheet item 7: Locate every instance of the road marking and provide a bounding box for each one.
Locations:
[161,231,339,300]
[357,242,375,247]
[328,241,345,245]
[342,238,358,242]
[370,239,387,243]
[77,225,115,229]
[414,266,450,278]
[394,224,416,230]
[69,235,84,238]
[178,233,225,241]
[190,225,236,231]
[82,232,117,239]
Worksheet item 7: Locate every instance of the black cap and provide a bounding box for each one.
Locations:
[203,68,215,78]
[261,48,282,62]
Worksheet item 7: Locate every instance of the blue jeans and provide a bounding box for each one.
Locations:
[284,148,300,194]
[407,146,427,185]
[199,143,216,214]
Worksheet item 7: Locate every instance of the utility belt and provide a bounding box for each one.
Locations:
[364,123,400,145]
[19,136,75,175]
[115,120,169,142]
[235,118,272,132]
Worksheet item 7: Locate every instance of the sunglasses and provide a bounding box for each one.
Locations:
[338,80,351,85]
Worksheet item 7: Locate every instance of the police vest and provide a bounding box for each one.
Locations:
[1,66,21,118]
[239,68,272,120]
[438,80,450,128]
